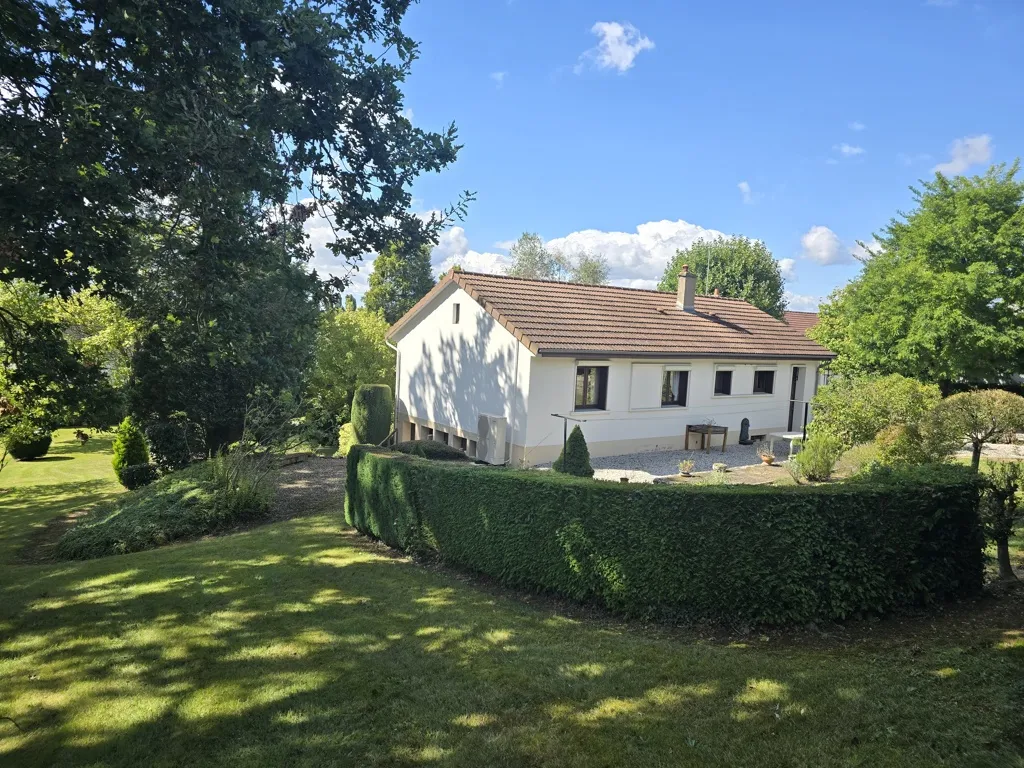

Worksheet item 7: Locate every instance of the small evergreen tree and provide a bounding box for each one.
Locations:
[112,417,149,476]
[552,425,594,477]
[363,242,436,324]
[351,385,393,445]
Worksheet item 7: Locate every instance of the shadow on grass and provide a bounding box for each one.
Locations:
[2,516,1022,768]
[17,456,73,463]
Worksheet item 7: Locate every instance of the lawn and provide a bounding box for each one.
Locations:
[0,435,1022,766]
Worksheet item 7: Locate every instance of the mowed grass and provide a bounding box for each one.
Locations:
[0,439,1021,767]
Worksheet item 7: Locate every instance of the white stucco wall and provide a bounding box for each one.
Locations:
[522,357,821,464]
[393,284,531,459]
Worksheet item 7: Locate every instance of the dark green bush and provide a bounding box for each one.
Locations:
[392,440,469,461]
[112,417,149,479]
[792,433,844,481]
[350,384,392,446]
[145,414,206,473]
[552,425,593,477]
[346,447,984,625]
[5,424,52,460]
[118,463,159,490]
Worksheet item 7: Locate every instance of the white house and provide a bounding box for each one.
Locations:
[386,268,835,466]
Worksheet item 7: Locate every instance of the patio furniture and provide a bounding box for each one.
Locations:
[767,431,804,459]
[685,423,728,453]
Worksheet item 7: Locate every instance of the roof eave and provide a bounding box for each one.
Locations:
[535,349,836,361]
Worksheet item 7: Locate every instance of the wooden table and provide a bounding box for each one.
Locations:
[685,424,728,453]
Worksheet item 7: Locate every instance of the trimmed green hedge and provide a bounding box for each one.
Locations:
[345,447,984,625]
[392,440,469,461]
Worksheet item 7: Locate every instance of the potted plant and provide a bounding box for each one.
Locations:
[756,443,776,465]
[678,459,695,477]
[712,462,728,473]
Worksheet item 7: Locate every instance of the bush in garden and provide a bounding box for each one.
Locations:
[350,384,392,446]
[392,440,469,461]
[552,425,594,477]
[810,374,942,447]
[112,417,149,481]
[834,442,880,477]
[5,423,52,460]
[336,423,359,458]
[145,413,206,473]
[118,463,159,490]
[792,433,844,481]
[981,461,1023,581]
[928,389,1024,471]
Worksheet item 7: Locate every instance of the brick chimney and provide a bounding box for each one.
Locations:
[713,288,720,297]
[677,264,696,311]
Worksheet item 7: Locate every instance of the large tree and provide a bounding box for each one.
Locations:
[812,163,1024,390]
[658,236,787,318]
[364,242,436,324]
[505,233,609,284]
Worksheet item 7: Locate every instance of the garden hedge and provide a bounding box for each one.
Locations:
[345,447,984,626]
[350,384,392,446]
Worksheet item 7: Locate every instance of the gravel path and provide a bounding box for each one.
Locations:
[954,443,1024,462]
[272,456,347,518]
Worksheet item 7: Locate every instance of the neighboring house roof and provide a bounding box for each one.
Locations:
[784,310,820,336]
[390,270,834,360]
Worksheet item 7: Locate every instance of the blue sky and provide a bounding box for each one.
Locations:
[312,0,1024,310]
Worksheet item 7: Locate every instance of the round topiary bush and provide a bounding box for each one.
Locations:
[118,463,159,490]
[112,417,150,481]
[552,425,594,478]
[351,384,393,446]
[6,425,52,460]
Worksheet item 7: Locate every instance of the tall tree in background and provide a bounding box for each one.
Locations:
[812,163,1024,391]
[659,236,787,318]
[363,242,436,324]
[505,233,609,284]
[571,252,611,285]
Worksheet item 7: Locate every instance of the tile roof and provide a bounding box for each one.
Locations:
[784,310,821,336]
[390,270,834,360]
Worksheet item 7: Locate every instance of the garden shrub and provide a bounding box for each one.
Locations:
[810,374,942,447]
[145,413,206,473]
[350,384,392,445]
[5,423,52,460]
[337,422,359,458]
[834,442,879,477]
[118,463,159,490]
[112,417,149,479]
[346,447,984,625]
[392,439,469,461]
[791,433,844,481]
[552,425,594,477]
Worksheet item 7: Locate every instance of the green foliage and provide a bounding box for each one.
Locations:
[980,461,1023,579]
[504,233,610,285]
[307,308,395,426]
[812,163,1024,387]
[145,414,207,474]
[659,236,787,318]
[363,242,436,324]
[337,423,359,458]
[552,425,594,477]
[873,421,956,468]
[350,385,393,446]
[57,460,272,561]
[791,434,845,481]
[118,463,159,491]
[112,417,150,480]
[810,374,942,447]
[5,424,52,460]
[392,440,470,461]
[929,389,1024,470]
[346,448,984,625]
[570,252,611,285]
[834,442,880,477]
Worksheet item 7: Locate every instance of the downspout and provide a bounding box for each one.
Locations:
[506,340,521,466]
[386,338,400,443]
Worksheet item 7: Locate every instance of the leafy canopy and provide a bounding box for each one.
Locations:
[659,236,787,318]
[810,374,942,447]
[929,389,1024,471]
[364,242,436,324]
[505,233,610,285]
[812,163,1024,388]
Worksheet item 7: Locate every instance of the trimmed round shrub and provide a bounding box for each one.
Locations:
[393,440,469,461]
[112,417,150,480]
[337,422,359,458]
[351,384,393,446]
[118,463,159,490]
[145,414,206,473]
[552,425,594,478]
[792,433,844,481]
[6,425,52,460]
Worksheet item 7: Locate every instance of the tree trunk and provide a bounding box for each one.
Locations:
[996,537,1018,581]
[971,442,983,471]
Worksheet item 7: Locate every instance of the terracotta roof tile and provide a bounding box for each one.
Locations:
[784,310,820,335]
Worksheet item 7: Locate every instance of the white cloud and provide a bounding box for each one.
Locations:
[738,180,754,204]
[490,71,506,88]
[834,143,866,157]
[493,239,516,250]
[932,134,992,175]
[851,238,883,262]
[777,258,797,280]
[849,121,866,131]
[784,291,822,312]
[431,226,510,276]
[801,225,848,266]
[575,21,654,74]
[610,278,660,290]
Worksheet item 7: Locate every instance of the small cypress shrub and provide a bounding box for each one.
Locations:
[351,385,392,446]
[119,463,159,490]
[112,417,150,481]
[5,424,52,460]
[552,425,594,477]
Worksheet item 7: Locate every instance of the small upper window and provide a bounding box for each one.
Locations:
[452,303,461,324]
[714,370,733,396]
[661,369,688,407]
[575,365,608,410]
[753,370,775,395]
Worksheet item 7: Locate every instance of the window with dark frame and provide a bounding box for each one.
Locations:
[574,365,608,410]
[714,370,733,396]
[452,303,461,324]
[661,369,688,407]
[753,370,775,395]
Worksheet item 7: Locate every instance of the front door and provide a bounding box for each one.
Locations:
[787,367,801,431]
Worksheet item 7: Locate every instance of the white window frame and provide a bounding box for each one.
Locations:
[752,367,777,396]
[713,365,735,397]
[660,364,690,409]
